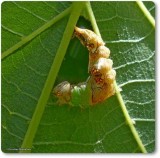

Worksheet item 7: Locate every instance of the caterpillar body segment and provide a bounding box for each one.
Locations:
[70,81,92,107]
[90,58,113,75]
[89,45,110,63]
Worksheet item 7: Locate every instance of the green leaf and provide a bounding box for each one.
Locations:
[1,1,155,153]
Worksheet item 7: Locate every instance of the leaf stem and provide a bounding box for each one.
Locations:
[2,7,71,60]
[85,1,147,153]
[20,2,86,153]
[136,0,155,27]
[84,2,101,37]
[114,82,147,153]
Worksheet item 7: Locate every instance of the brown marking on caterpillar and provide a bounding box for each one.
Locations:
[90,77,115,105]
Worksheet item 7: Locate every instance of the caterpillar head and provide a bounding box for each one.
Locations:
[74,26,105,53]
[53,81,71,104]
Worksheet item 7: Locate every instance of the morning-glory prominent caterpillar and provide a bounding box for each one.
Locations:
[53,27,116,107]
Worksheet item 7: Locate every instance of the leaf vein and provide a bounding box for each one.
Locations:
[13,2,47,22]
[101,122,126,141]
[2,73,38,101]
[144,140,155,147]
[114,51,154,70]
[42,1,60,14]
[125,99,155,106]
[21,51,48,77]
[38,36,54,57]
[132,118,155,122]
[2,125,23,140]
[2,25,24,37]
[33,140,95,146]
[119,79,155,88]
[105,28,154,44]
[2,104,31,121]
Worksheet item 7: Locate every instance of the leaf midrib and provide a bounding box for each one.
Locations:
[19,2,87,153]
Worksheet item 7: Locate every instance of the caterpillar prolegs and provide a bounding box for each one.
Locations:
[53,27,116,107]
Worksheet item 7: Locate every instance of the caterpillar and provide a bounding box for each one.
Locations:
[53,27,116,107]
[53,79,92,108]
